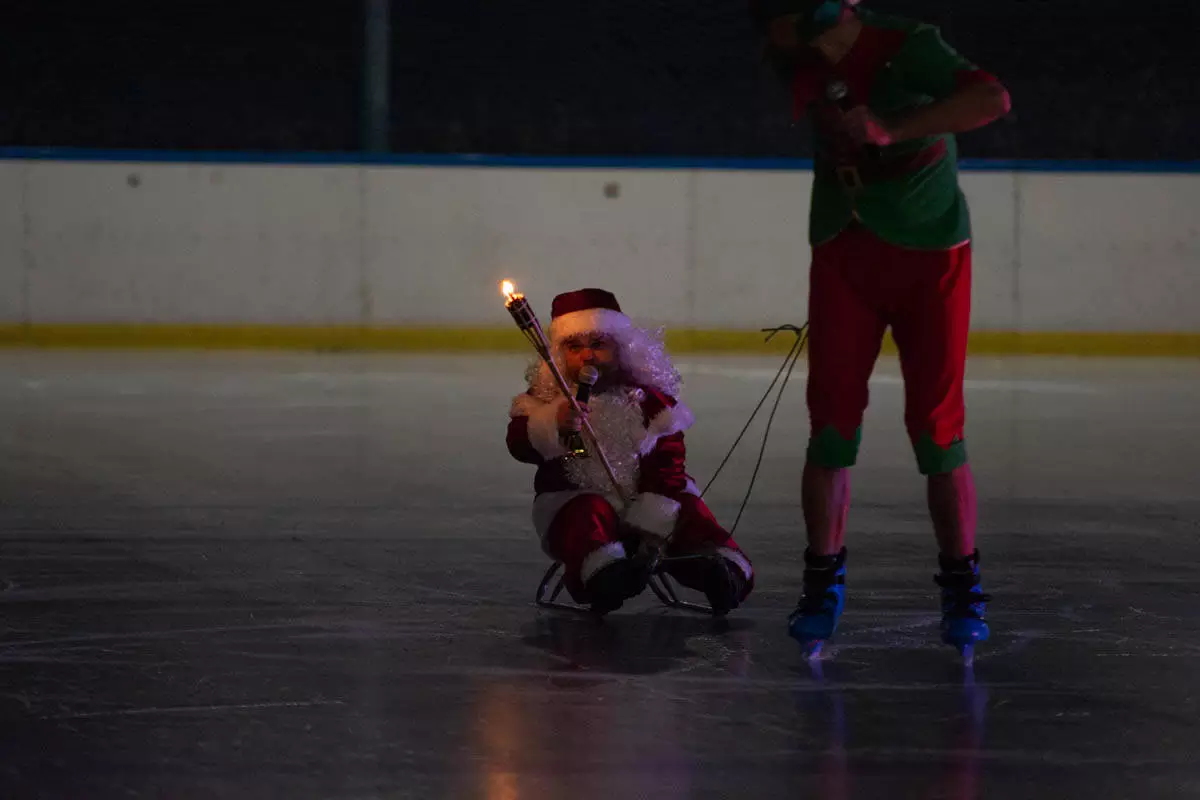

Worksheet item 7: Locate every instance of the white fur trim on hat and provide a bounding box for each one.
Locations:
[523,397,568,460]
[622,492,681,537]
[639,400,696,455]
[549,308,633,344]
[580,541,628,583]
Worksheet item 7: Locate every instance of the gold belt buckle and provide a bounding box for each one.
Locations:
[836,165,863,191]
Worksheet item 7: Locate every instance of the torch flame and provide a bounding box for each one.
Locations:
[501,280,521,306]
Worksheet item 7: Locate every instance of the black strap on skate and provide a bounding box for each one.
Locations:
[797,564,846,612]
[934,572,994,617]
[797,585,845,613]
[700,323,809,535]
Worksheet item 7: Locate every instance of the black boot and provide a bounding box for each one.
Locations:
[584,557,650,616]
[702,556,750,617]
[659,552,750,616]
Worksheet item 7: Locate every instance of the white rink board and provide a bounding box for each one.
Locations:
[17,161,365,324]
[0,163,26,322]
[1,159,1196,332]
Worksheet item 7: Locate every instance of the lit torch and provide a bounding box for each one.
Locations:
[502,280,550,362]
[500,280,627,507]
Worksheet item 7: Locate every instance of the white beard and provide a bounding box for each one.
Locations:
[561,389,646,496]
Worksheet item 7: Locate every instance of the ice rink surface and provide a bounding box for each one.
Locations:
[2,351,1199,798]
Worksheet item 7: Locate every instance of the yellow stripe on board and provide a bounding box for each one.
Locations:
[0,325,528,352]
[1,324,1199,357]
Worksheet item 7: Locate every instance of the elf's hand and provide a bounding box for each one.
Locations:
[841,106,896,147]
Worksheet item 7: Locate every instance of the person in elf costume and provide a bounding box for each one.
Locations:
[506,288,754,616]
[748,0,1012,656]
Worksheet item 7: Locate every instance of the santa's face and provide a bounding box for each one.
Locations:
[562,334,618,386]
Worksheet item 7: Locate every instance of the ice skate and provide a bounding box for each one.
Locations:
[787,547,847,659]
[935,550,992,665]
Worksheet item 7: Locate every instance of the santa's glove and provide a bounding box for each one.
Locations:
[634,530,671,575]
[621,492,679,555]
[612,522,664,575]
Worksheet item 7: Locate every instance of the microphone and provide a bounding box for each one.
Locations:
[826,78,879,162]
[564,365,599,458]
[825,78,853,111]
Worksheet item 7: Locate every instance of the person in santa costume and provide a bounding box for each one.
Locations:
[506,288,754,616]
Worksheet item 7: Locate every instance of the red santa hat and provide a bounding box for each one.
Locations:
[524,287,681,400]
[548,288,634,344]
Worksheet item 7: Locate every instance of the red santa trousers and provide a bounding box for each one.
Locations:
[545,493,753,602]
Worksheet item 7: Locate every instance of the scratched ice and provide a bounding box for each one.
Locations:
[1,351,1198,798]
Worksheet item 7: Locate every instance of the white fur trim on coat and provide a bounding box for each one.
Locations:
[549,308,633,344]
[622,492,681,537]
[717,546,754,580]
[580,542,628,583]
[520,397,568,460]
[639,400,696,455]
[509,392,542,418]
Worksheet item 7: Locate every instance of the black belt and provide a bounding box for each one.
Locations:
[817,140,948,190]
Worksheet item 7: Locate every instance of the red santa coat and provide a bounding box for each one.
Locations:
[507,381,699,545]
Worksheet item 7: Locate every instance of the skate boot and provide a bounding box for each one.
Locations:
[787,547,847,659]
[584,556,650,616]
[935,549,992,665]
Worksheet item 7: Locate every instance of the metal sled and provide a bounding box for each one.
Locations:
[535,558,714,615]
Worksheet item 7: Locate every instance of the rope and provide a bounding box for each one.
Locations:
[700,323,809,536]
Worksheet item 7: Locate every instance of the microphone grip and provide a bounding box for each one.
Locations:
[575,381,593,406]
[826,79,853,111]
[827,79,880,160]
[563,372,597,457]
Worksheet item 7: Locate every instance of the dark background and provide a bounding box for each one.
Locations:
[1,1,1195,160]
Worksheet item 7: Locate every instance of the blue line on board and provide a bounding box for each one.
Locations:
[1,147,1197,174]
